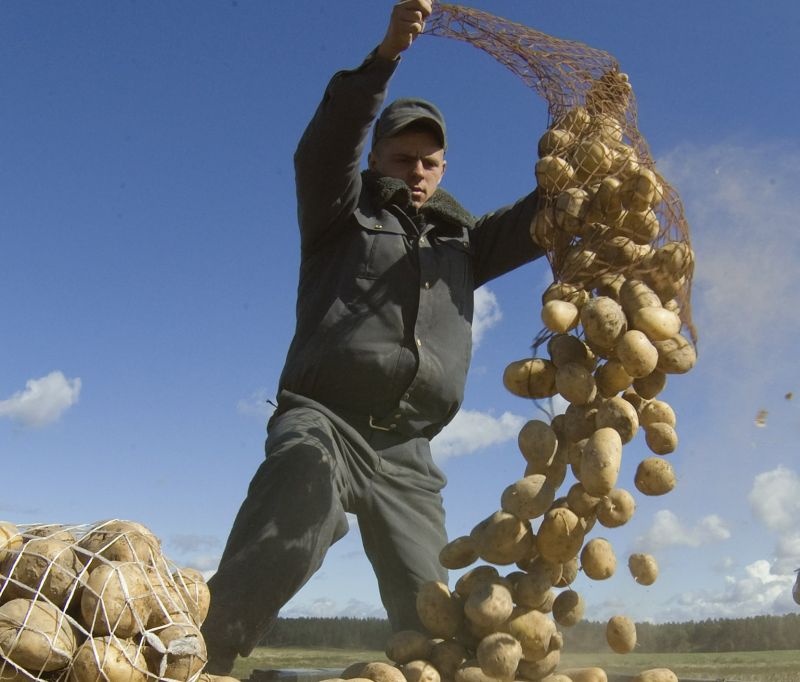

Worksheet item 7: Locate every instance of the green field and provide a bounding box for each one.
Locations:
[231,647,800,682]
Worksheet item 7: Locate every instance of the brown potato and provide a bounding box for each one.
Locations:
[653,335,696,375]
[360,662,407,682]
[616,331,658,379]
[541,300,580,333]
[172,567,210,625]
[619,280,661,319]
[464,582,514,631]
[453,566,501,599]
[538,129,576,158]
[416,581,462,639]
[0,598,77,672]
[505,607,556,662]
[563,404,598,443]
[503,359,557,399]
[555,557,579,588]
[536,508,584,564]
[644,423,678,455]
[146,622,207,681]
[552,590,585,627]
[580,297,627,351]
[594,360,633,398]
[580,428,622,497]
[547,334,596,371]
[633,307,681,342]
[501,476,555,521]
[565,482,602,518]
[518,420,558,470]
[77,520,160,566]
[69,636,148,682]
[580,538,616,581]
[385,631,433,665]
[606,615,637,654]
[471,512,533,566]
[439,536,479,570]
[429,640,468,681]
[476,632,522,680]
[634,458,676,496]
[632,371,667,400]
[631,669,678,682]
[535,156,576,195]
[516,647,560,680]
[454,661,497,682]
[595,396,639,444]
[541,282,589,308]
[628,554,659,586]
[558,668,608,682]
[81,562,151,637]
[0,523,22,566]
[596,489,636,528]
[556,363,597,406]
[402,660,440,682]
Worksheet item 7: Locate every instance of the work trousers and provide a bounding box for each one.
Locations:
[201,391,449,659]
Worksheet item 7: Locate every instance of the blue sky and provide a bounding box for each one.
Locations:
[2,1,799,626]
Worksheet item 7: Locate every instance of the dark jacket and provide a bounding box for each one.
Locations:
[278,51,544,439]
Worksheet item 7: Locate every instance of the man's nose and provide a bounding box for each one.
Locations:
[409,160,424,179]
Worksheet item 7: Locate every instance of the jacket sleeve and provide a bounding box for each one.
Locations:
[294,51,399,254]
[471,189,547,288]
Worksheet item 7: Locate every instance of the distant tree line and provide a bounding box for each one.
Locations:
[260,613,800,653]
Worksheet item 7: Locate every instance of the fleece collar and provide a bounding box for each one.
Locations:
[362,170,476,229]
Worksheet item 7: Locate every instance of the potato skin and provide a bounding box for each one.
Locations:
[552,590,585,627]
[628,554,659,586]
[631,669,678,682]
[580,428,623,496]
[439,536,479,570]
[503,359,557,399]
[385,631,433,665]
[0,598,77,672]
[596,488,636,528]
[606,615,637,654]
[580,538,616,581]
[634,458,676,496]
[416,582,462,639]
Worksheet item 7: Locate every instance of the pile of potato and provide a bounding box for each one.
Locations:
[322,75,691,682]
[0,519,231,682]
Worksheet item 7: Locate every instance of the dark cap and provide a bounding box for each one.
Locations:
[372,98,447,150]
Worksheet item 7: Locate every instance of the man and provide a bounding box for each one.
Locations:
[202,1,544,673]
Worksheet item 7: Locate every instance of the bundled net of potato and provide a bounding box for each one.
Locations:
[0,519,228,682]
[322,6,695,682]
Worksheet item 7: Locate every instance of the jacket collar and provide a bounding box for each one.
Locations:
[362,170,476,229]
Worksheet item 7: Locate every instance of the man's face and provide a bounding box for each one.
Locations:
[369,128,446,209]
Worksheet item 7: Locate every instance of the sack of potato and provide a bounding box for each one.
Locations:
[0,519,212,682]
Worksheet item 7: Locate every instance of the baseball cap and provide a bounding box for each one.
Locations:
[372,98,447,150]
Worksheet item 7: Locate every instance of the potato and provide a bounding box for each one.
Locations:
[471,512,533,566]
[564,482,601,519]
[640,400,676,427]
[145,565,193,629]
[402,660,440,682]
[579,428,622,497]
[618,208,660,244]
[632,307,681,343]
[476,632,522,680]
[555,557,579,588]
[595,396,639,444]
[454,662,496,682]
[554,188,591,236]
[594,360,632,398]
[606,615,636,654]
[558,668,607,682]
[536,156,575,195]
[580,297,627,351]
[580,538,616,581]
[503,359,557,399]
[513,567,554,610]
[518,420,558,470]
[595,235,642,268]
[562,248,599,284]
[619,280,661,319]
[557,107,592,135]
[536,508,584,564]
[81,562,151,637]
[0,524,22,566]
[69,636,147,682]
[172,568,210,625]
[385,631,433,665]
[145,622,206,681]
[505,608,556,662]
[627,554,659,586]
[416,582,462,639]
[555,363,597,406]
[359,662,407,682]
[634,458,676,496]
[547,335,595,371]
[0,538,85,608]
[631,669,678,682]
[429,640,468,680]
[596,489,636,528]
[592,273,626,300]
[552,590,584,627]
[439,536,479,570]
[585,176,624,225]
[77,520,160,566]
[501,476,555,521]
[615,331,658,379]
[538,129,576,158]
[654,335,696,375]
[464,582,514,631]
[632,371,667,400]
[453,567,502,599]
[653,241,694,277]
[0,598,76,672]
[342,661,372,678]
[516,648,560,681]
[621,387,647,414]
[644,423,678,455]
[619,167,661,212]
[541,282,589,308]
[541,300,580,333]
[563,404,597,443]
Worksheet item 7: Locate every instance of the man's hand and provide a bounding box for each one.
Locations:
[377,0,433,61]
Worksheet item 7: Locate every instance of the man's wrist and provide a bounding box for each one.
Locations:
[376,42,401,62]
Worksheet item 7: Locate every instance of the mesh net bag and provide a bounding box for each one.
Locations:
[0,520,209,682]
[428,4,697,348]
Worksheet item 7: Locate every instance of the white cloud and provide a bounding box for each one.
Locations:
[280,597,386,619]
[635,509,731,553]
[748,466,800,574]
[658,559,796,622]
[167,534,220,554]
[431,408,526,463]
[0,371,81,427]
[236,388,276,420]
[472,286,502,348]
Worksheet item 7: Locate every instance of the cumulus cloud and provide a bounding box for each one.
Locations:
[658,559,796,622]
[167,534,220,554]
[431,408,526,463]
[236,388,276,420]
[748,466,800,574]
[0,371,81,427]
[635,509,731,553]
[472,286,502,348]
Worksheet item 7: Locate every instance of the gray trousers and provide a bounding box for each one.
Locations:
[201,392,448,659]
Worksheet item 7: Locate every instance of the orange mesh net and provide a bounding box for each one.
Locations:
[428,4,696,345]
